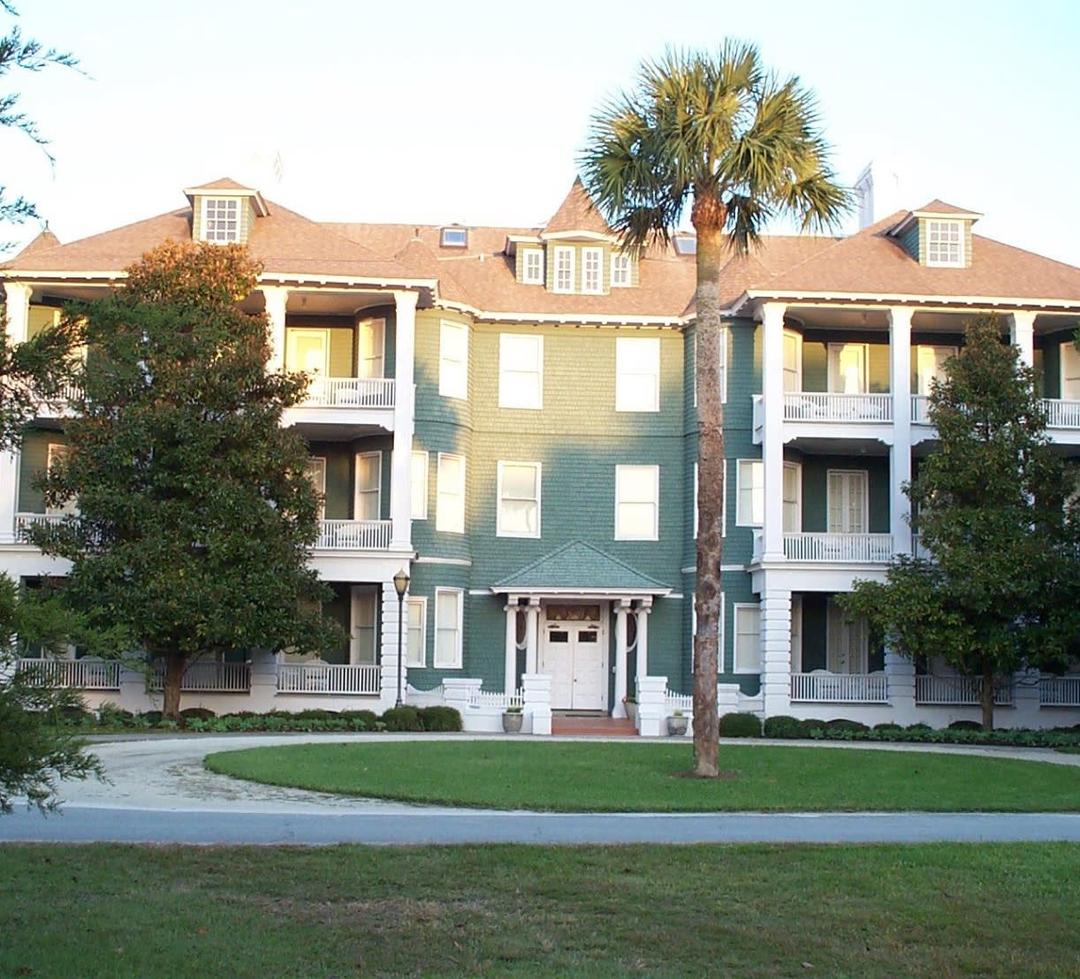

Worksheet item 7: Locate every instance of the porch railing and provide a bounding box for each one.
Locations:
[468,687,524,710]
[15,512,67,541]
[791,672,889,703]
[302,377,395,409]
[152,660,251,693]
[15,657,121,690]
[911,395,931,424]
[1039,675,1080,707]
[783,392,893,423]
[1042,399,1080,429]
[783,533,894,563]
[276,662,381,695]
[915,674,1014,706]
[314,519,392,550]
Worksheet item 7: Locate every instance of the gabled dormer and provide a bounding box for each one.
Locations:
[890,200,982,269]
[184,178,269,245]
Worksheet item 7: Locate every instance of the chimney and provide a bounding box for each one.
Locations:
[855,160,903,229]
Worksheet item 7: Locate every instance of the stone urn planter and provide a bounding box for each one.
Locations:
[667,713,688,736]
[502,709,524,733]
[623,700,638,724]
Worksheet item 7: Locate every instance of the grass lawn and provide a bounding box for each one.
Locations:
[204,741,1080,812]
[1,843,1077,978]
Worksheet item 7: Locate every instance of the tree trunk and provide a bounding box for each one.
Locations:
[162,652,185,721]
[980,657,995,732]
[690,192,728,778]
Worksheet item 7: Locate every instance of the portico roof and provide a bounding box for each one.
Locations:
[491,540,671,596]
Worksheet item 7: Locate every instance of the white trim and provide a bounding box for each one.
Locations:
[405,596,427,668]
[615,336,660,413]
[356,316,386,379]
[521,248,545,285]
[540,229,611,242]
[45,442,75,516]
[614,464,659,541]
[681,564,747,574]
[783,328,803,393]
[435,452,466,534]
[488,586,670,597]
[925,219,965,268]
[498,333,544,410]
[433,587,464,669]
[415,555,473,566]
[736,458,763,527]
[440,227,468,248]
[438,320,469,400]
[552,246,575,294]
[733,603,762,674]
[353,450,382,522]
[410,450,429,520]
[581,246,604,295]
[783,460,802,534]
[735,292,1080,314]
[349,585,379,666]
[496,460,542,539]
[201,197,242,244]
[826,469,870,535]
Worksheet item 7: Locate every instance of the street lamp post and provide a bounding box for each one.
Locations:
[393,567,410,708]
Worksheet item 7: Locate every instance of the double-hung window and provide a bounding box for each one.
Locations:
[354,452,381,521]
[498,334,543,409]
[736,459,764,526]
[611,253,631,287]
[581,247,603,294]
[439,321,469,399]
[553,247,575,293]
[203,198,240,243]
[436,453,466,533]
[434,588,463,668]
[497,461,541,538]
[350,587,377,665]
[522,249,544,284]
[304,456,327,521]
[411,450,429,519]
[926,219,964,267]
[615,464,659,540]
[406,597,427,667]
[615,337,660,412]
[357,318,385,379]
[734,604,761,673]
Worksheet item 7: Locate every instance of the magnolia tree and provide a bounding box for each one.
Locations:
[841,315,1080,729]
[34,242,340,719]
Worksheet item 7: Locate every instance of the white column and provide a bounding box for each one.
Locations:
[761,302,787,561]
[524,598,540,674]
[889,307,913,556]
[503,601,519,695]
[759,584,792,716]
[0,449,18,544]
[390,290,418,551]
[3,282,32,344]
[885,646,916,726]
[261,286,289,372]
[522,672,552,735]
[378,580,407,709]
[613,599,630,718]
[1010,310,1035,369]
[634,599,651,685]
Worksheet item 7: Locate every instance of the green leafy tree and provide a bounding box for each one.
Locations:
[580,43,849,775]
[842,315,1080,729]
[33,241,341,719]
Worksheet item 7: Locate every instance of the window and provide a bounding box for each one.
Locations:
[827,342,868,394]
[522,249,544,284]
[553,246,575,293]
[673,234,697,255]
[913,345,957,395]
[305,456,327,521]
[783,462,801,533]
[615,464,659,540]
[611,252,631,287]
[203,198,240,243]
[736,459,763,526]
[46,443,77,516]
[783,329,802,393]
[581,247,603,294]
[693,460,727,539]
[406,596,427,667]
[734,604,761,673]
[615,336,660,412]
[827,470,868,535]
[436,453,466,533]
[926,219,964,267]
[497,461,541,538]
[411,450,429,520]
[439,321,468,399]
[434,588,463,668]
[826,598,869,673]
[692,328,728,407]
[498,334,543,409]
[441,227,468,248]
[357,318,385,379]
[286,329,329,377]
[354,451,381,521]
[350,587,377,665]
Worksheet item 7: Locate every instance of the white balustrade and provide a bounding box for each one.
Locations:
[910,395,930,424]
[1042,399,1080,429]
[1039,675,1080,707]
[783,533,894,563]
[302,376,395,409]
[790,672,889,703]
[14,512,66,541]
[15,657,121,690]
[915,674,1014,706]
[783,393,893,423]
[314,519,392,550]
[468,687,524,710]
[276,662,381,695]
[152,660,251,693]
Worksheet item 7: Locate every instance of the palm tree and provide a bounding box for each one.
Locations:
[581,44,850,776]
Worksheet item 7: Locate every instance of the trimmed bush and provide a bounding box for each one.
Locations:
[418,706,463,732]
[293,709,336,721]
[826,718,870,733]
[381,706,423,732]
[906,723,932,732]
[763,715,804,739]
[140,710,163,725]
[948,719,983,731]
[718,712,762,738]
[338,709,378,731]
[179,707,216,721]
[873,722,903,732]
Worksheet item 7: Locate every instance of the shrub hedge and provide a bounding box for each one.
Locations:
[718,712,763,738]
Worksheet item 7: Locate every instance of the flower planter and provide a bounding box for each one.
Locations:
[502,711,524,734]
[624,702,638,724]
[667,715,688,736]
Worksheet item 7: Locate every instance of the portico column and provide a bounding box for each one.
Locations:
[2,282,32,344]
[761,302,787,561]
[613,599,630,718]
[1010,310,1035,369]
[503,601,519,695]
[261,286,289,372]
[760,584,792,717]
[390,290,418,550]
[889,307,913,555]
[524,598,540,674]
[634,599,652,686]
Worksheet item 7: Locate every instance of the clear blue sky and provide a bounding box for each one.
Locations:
[4,0,1080,265]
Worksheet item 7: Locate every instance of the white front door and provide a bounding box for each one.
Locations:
[540,621,607,710]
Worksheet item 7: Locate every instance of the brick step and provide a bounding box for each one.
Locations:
[551,715,637,737]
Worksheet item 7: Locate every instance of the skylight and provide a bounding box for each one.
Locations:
[441,227,468,248]
[673,234,697,255]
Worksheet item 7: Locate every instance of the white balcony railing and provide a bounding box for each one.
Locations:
[783,392,893,424]
[790,672,889,703]
[276,662,381,695]
[469,687,524,710]
[1039,675,1080,707]
[152,660,251,693]
[15,657,121,690]
[301,377,395,409]
[783,533,894,563]
[915,674,1014,706]
[1042,399,1080,429]
[14,512,67,541]
[911,395,931,424]
[314,519,392,550]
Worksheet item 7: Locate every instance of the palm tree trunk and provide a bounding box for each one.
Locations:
[163,652,185,721]
[980,657,995,732]
[691,192,727,778]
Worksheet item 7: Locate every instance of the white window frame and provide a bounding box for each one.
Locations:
[611,252,632,288]
[434,587,464,669]
[498,334,544,410]
[925,219,964,268]
[693,459,727,540]
[783,328,803,393]
[440,227,468,248]
[350,586,378,666]
[356,317,386,379]
[733,603,762,674]
[406,596,428,668]
[783,460,801,534]
[552,246,575,294]
[436,452,466,534]
[522,248,544,284]
[827,342,869,395]
[438,320,469,400]
[202,197,240,243]
[581,246,604,294]
[615,336,660,413]
[615,464,659,541]
[827,469,869,535]
[411,450,429,520]
[736,459,764,527]
[305,455,327,522]
[496,461,542,539]
[354,451,382,522]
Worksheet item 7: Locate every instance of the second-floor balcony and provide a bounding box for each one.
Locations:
[753,530,894,564]
[752,393,893,443]
[301,376,395,409]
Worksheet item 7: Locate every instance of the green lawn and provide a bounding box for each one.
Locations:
[204,741,1080,812]
[1,843,1077,978]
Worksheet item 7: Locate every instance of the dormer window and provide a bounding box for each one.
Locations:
[673,234,697,256]
[581,247,604,294]
[553,246,574,293]
[522,249,544,284]
[926,220,964,267]
[203,198,240,243]
[441,227,468,248]
[611,252,632,287]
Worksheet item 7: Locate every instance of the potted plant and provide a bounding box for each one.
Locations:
[667,709,688,737]
[502,705,524,734]
[623,696,637,724]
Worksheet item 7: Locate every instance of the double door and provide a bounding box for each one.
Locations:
[540,621,607,711]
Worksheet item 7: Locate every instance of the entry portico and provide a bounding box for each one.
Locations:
[491,540,670,717]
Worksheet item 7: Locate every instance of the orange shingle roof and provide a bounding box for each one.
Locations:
[542,179,613,237]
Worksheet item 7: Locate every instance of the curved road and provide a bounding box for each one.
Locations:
[3,733,1079,845]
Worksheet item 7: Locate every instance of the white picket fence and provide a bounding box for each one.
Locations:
[665,689,693,712]
[314,519,392,550]
[783,392,893,423]
[468,687,524,710]
[915,674,1014,706]
[791,672,889,703]
[276,662,381,695]
[303,377,395,409]
[15,658,121,690]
